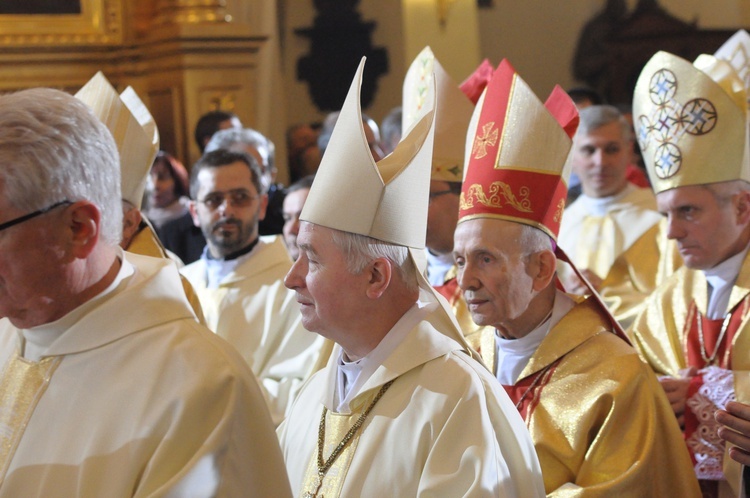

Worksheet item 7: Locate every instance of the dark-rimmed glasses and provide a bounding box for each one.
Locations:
[0,200,72,233]
[197,190,258,210]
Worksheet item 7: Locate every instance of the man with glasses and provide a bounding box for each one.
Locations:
[182,149,326,424]
[0,88,290,496]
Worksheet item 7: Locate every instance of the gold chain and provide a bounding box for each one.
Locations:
[696,310,732,366]
[304,379,395,498]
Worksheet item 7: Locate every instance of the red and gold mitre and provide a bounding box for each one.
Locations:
[458,59,578,240]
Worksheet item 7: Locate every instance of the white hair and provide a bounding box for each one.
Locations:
[205,127,275,171]
[0,88,122,245]
[517,223,554,260]
[706,179,750,204]
[328,229,419,293]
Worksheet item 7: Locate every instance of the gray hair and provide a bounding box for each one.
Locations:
[329,229,419,293]
[706,179,750,205]
[205,127,275,172]
[517,224,554,260]
[577,105,633,142]
[0,88,122,245]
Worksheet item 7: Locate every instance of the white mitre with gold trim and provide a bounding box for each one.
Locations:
[633,51,750,194]
[75,72,160,208]
[402,46,473,183]
[301,57,475,353]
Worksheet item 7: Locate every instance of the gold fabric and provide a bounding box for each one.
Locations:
[300,395,378,498]
[483,297,701,496]
[126,223,206,325]
[0,354,61,484]
[600,219,682,328]
[576,215,616,279]
[629,249,750,497]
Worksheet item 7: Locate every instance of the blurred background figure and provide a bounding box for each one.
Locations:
[194,110,242,154]
[318,110,384,161]
[145,151,190,230]
[282,174,314,261]
[379,106,402,157]
[286,123,321,184]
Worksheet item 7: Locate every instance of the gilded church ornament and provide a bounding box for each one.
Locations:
[472,122,498,159]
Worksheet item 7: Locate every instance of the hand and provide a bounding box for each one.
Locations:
[716,401,750,466]
[659,371,695,429]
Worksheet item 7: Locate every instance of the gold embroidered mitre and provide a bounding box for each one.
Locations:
[458,59,579,240]
[402,46,473,183]
[633,51,750,194]
[301,57,435,249]
[75,72,160,208]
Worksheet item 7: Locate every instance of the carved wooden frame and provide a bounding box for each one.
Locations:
[0,0,122,46]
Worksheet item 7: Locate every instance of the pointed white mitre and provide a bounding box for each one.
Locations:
[402,46,473,183]
[714,29,750,98]
[75,72,160,208]
[301,57,436,249]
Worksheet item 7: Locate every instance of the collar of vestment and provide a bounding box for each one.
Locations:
[19,252,134,361]
[703,244,750,318]
[687,242,750,317]
[494,289,575,384]
[14,251,195,359]
[517,294,619,381]
[576,183,637,216]
[323,287,466,414]
[196,235,289,288]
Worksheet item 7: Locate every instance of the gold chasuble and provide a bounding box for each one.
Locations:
[0,355,61,483]
[629,252,750,497]
[481,297,701,497]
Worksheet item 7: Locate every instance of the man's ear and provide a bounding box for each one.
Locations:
[365,257,392,300]
[529,250,557,292]
[734,190,750,225]
[189,200,201,228]
[67,201,101,258]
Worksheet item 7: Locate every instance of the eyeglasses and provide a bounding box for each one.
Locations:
[197,189,258,210]
[428,190,454,202]
[0,200,72,233]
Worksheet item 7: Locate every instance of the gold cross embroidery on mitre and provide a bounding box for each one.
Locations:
[472,121,498,159]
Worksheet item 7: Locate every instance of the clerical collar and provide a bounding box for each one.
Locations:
[333,288,437,413]
[206,236,259,261]
[425,248,455,286]
[704,244,750,318]
[494,290,575,385]
[202,237,260,289]
[577,183,635,217]
[19,249,135,362]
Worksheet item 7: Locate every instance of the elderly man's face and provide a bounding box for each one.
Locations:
[572,121,631,198]
[0,185,71,328]
[453,218,536,333]
[284,222,365,339]
[657,185,750,270]
[190,162,267,259]
[282,188,310,261]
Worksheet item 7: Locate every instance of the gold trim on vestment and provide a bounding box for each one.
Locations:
[0,354,61,484]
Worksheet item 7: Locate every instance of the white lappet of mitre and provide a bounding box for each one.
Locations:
[402,46,474,183]
[301,56,475,353]
[75,72,160,209]
[633,51,750,194]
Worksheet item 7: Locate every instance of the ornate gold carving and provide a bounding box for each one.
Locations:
[472,121,498,159]
[153,0,231,25]
[0,0,122,46]
[553,198,565,223]
[459,181,532,213]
